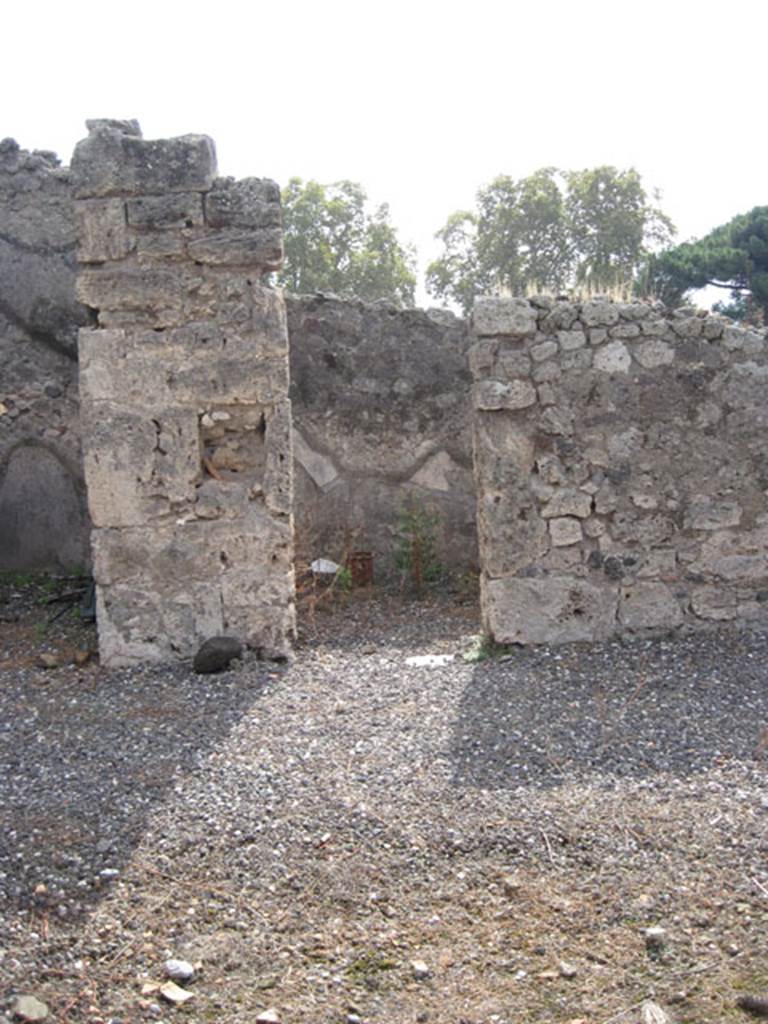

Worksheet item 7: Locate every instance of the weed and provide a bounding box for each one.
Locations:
[394,496,442,594]
[336,565,352,592]
[462,633,517,663]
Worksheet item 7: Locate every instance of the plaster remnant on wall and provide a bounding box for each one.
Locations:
[471,296,768,645]
[409,449,462,493]
[73,120,295,666]
[292,428,339,489]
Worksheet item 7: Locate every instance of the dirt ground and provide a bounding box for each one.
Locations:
[1,572,768,1024]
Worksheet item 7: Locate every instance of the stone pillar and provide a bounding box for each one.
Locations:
[72,120,295,666]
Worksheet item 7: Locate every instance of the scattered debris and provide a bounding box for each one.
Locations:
[159,980,194,1005]
[256,1009,280,1024]
[558,959,578,978]
[36,653,59,670]
[644,925,667,956]
[641,1000,673,1023]
[411,959,430,980]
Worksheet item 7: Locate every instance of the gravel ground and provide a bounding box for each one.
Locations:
[1,575,768,1024]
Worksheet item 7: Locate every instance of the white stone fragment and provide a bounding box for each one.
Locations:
[311,558,341,575]
[159,981,194,1005]
[411,959,431,980]
[405,654,455,667]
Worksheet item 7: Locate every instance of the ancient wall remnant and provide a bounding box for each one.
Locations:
[0,134,478,575]
[471,296,768,643]
[0,138,90,569]
[73,120,295,665]
[287,294,476,571]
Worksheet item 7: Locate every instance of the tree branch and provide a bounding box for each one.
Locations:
[706,280,748,291]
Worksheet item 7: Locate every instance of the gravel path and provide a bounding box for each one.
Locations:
[1,580,768,1023]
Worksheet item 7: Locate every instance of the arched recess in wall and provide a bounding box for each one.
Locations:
[0,440,91,570]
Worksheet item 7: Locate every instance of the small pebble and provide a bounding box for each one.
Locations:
[164,958,195,983]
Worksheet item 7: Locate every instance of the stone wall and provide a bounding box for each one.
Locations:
[73,120,295,665]
[471,296,768,643]
[0,139,90,570]
[0,144,478,577]
[287,294,476,574]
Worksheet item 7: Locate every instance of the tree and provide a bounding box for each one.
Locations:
[426,167,674,315]
[565,168,674,290]
[279,178,416,306]
[648,207,768,325]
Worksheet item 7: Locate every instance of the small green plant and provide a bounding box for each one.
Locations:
[462,633,517,663]
[336,565,352,592]
[394,496,442,594]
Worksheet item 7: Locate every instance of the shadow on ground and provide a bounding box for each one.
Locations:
[0,655,275,916]
[451,627,768,789]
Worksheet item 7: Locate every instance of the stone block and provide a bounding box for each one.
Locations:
[531,340,558,362]
[549,516,583,546]
[634,339,674,368]
[541,489,592,519]
[473,297,537,338]
[483,576,618,644]
[473,379,537,411]
[126,192,204,229]
[580,300,620,327]
[76,267,185,327]
[691,586,737,620]
[557,329,586,351]
[618,582,683,630]
[690,526,768,581]
[593,340,631,374]
[532,360,561,383]
[92,514,290,586]
[71,121,216,198]
[685,496,742,531]
[468,340,499,377]
[81,408,158,527]
[496,350,532,378]
[204,177,281,229]
[95,580,227,666]
[81,405,201,526]
[186,228,283,269]
[74,199,133,262]
[723,325,764,356]
[609,322,641,339]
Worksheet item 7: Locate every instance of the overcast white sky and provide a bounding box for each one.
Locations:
[4,0,765,305]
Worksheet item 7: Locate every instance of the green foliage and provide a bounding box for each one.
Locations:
[394,497,442,593]
[335,565,352,593]
[279,178,417,306]
[462,633,516,663]
[427,166,674,314]
[648,206,768,324]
